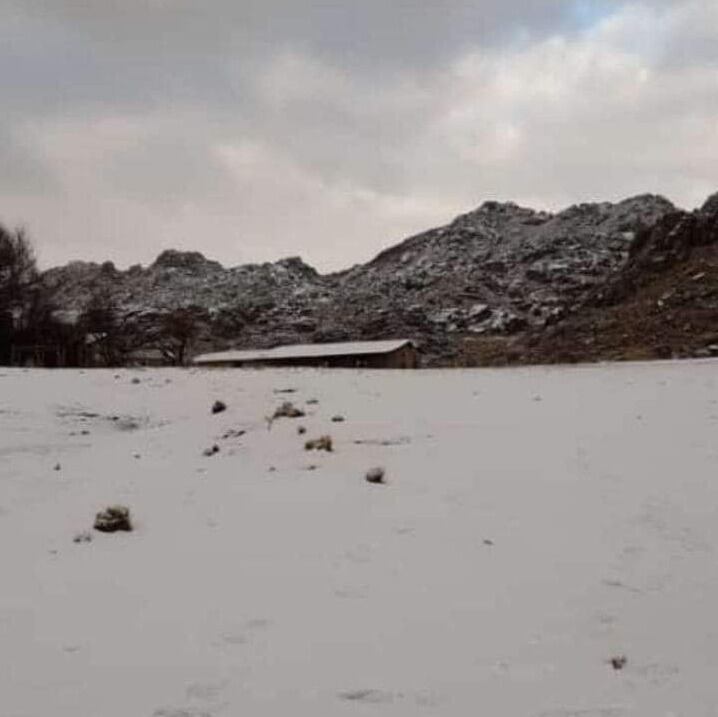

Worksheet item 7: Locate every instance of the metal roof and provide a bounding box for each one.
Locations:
[193,339,415,365]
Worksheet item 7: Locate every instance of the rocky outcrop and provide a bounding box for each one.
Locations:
[627,192,718,271]
[152,249,223,272]
[463,194,718,366]
[325,195,675,349]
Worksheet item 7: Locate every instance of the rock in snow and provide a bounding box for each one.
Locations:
[93,505,133,533]
[305,435,333,452]
[211,400,227,414]
[365,466,386,484]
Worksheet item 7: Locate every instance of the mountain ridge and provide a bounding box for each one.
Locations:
[39,191,718,365]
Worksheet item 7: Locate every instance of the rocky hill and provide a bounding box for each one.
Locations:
[40,191,718,365]
[322,195,674,352]
[462,192,718,365]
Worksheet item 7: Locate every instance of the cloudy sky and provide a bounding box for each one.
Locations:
[1,1,716,272]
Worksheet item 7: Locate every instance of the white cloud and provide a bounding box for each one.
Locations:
[413,2,718,208]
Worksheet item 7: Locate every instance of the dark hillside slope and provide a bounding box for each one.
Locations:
[462,193,718,365]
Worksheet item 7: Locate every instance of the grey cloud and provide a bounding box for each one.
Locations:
[0,1,716,272]
[7,1,579,61]
[0,1,585,116]
[104,130,236,208]
[0,127,58,195]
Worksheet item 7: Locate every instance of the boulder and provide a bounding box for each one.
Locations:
[94,505,132,533]
[305,435,333,452]
[273,402,305,419]
[211,400,227,414]
[365,467,386,484]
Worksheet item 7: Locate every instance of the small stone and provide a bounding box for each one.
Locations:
[331,415,346,423]
[274,401,305,419]
[203,444,220,457]
[483,539,495,546]
[305,435,333,452]
[131,377,141,385]
[298,426,307,435]
[73,531,93,544]
[93,505,132,533]
[221,428,246,439]
[53,463,62,471]
[365,467,385,484]
[116,417,140,431]
[610,655,627,671]
[306,399,319,405]
[211,400,227,414]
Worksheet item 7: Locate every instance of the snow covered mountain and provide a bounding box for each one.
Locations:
[41,191,718,364]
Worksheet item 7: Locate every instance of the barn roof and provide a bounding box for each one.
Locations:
[193,339,416,365]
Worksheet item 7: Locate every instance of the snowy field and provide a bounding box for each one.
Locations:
[2,361,718,717]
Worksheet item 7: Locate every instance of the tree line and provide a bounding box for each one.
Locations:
[0,226,207,367]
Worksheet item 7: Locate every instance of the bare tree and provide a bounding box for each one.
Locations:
[0,226,40,364]
[79,290,121,365]
[0,225,37,310]
[157,306,208,366]
[80,291,156,366]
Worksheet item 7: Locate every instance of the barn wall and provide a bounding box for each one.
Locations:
[384,345,419,368]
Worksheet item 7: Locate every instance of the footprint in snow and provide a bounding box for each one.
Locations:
[536,709,625,717]
[245,618,272,630]
[344,544,374,564]
[217,618,272,647]
[339,689,397,704]
[185,680,229,701]
[338,689,444,707]
[334,586,369,599]
[632,662,679,686]
[219,632,247,646]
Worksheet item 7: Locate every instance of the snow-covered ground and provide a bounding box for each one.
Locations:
[2,362,718,716]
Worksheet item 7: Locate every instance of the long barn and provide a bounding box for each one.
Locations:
[192,339,419,369]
